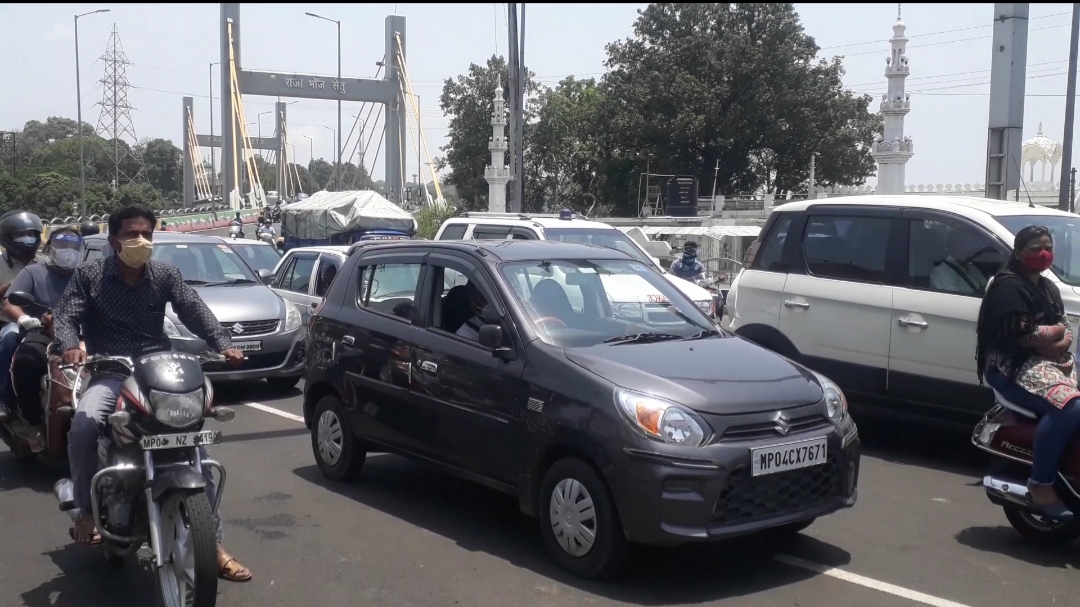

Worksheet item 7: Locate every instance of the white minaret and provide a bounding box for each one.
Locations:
[872,4,914,195]
[484,94,510,212]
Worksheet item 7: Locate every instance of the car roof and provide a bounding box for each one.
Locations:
[228,239,274,247]
[771,195,1077,222]
[284,245,350,256]
[84,232,235,245]
[442,213,615,231]
[352,239,634,263]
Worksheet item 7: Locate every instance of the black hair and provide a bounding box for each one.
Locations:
[108,205,157,236]
[1005,225,1052,274]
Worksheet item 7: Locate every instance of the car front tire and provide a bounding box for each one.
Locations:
[311,395,365,482]
[539,457,627,580]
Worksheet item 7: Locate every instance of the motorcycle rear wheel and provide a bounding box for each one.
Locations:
[1003,506,1080,545]
[156,490,219,607]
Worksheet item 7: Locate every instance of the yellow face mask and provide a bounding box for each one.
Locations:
[117,236,153,268]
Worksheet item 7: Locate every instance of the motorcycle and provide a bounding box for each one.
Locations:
[229,224,243,239]
[53,350,237,607]
[972,389,1080,544]
[257,231,275,244]
[0,291,83,461]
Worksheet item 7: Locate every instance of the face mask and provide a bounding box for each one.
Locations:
[50,248,81,270]
[1021,250,1054,273]
[117,236,153,268]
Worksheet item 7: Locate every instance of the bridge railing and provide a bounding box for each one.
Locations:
[42,205,263,237]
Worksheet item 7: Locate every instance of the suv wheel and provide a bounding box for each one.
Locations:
[266,376,301,392]
[539,458,627,580]
[311,395,366,481]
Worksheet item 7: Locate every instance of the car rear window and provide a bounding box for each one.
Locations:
[439,224,467,240]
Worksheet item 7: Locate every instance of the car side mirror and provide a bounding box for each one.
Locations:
[478,324,515,361]
[257,269,274,285]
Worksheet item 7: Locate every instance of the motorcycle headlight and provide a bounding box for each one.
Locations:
[615,388,709,447]
[283,301,301,332]
[163,316,182,338]
[814,373,848,424]
[150,388,205,428]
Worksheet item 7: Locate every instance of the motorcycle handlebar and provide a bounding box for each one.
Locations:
[60,352,233,371]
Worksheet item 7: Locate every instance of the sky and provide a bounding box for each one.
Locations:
[0,2,1076,191]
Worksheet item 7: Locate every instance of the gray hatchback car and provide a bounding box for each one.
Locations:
[82,232,307,391]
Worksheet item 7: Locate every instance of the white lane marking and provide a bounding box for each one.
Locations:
[775,555,974,607]
[243,402,305,424]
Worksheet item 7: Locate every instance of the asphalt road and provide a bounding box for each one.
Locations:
[2,378,1077,607]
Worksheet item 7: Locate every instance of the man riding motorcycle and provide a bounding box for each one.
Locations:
[0,211,44,423]
[257,218,275,242]
[230,212,245,238]
[3,226,83,438]
[53,205,253,582]
[669,241,706,281]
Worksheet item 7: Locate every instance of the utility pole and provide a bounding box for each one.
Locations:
[507,3,520,212]
[985,3,1029,201]
[74,8,110,218]
[710,159,721,213]
[210,62,219,197]
[1060,3,1079,210]
[808,153,817,198]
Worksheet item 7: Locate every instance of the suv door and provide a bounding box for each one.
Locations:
[272,252,318,308]
[730,211,796,342]
[888,210,1009,419]
[780,207,902,399]
[409,252,527,485]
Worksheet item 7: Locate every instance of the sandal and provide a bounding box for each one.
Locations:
[218,555,253,582]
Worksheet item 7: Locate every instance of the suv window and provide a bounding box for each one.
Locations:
[753,214,794,272]
[802,215,892,283]
[472,225,512,240]
[908,218,1004,296]
[439,224,467,240]
[278,254,317,293]
[357,263,422,320]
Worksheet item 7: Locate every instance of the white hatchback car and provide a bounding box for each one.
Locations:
[727,195,1080,427]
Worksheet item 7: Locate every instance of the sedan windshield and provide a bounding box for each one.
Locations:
[500,259,715,348]
[153,243,258,284]
[543,228,655,267]
[995,215,1080,286]
[230,243,281,273]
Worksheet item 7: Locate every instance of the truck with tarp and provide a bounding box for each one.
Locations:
[279,190,417,250]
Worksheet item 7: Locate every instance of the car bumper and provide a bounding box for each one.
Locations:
[606,425,860,546]
[170,327,307,381]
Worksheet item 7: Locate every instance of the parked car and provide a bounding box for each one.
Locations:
[727,195,1080,427]
[434,211,722,319]
[82,233,307,391]
[227,238,282,274]
[270,245,350,312]
[302,239,860,579]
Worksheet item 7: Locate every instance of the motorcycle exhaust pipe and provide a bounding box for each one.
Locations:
[53,478,81,522]
[984,475,1036,509]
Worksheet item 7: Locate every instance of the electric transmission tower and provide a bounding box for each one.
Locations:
[93,24,144,188]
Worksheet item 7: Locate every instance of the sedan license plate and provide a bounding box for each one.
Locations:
[750,437,827,477]
[140,430,222,451]
[233,341,262,352]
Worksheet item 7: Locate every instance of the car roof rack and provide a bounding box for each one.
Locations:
[457,211,590,220]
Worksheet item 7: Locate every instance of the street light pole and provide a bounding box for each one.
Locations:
[305,12,342,191]
[209,61,220,197]
[322,126,336,189]
[75,8,110,219]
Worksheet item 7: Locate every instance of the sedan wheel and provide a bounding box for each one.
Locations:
[310,395,365,481]
[549,478,598,557]
[539,458,627,580]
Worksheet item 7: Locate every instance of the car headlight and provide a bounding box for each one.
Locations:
[694,300,713,315]
[814,373,848,424]
[163,316,183,338]
[614,388,709,447]
[150,388,205,428]
[283,301,301,332]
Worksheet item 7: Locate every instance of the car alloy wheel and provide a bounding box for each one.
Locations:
[549,478,598,557]
[310,395,366,481]
[316,409,343,466]
[539,458,627,580]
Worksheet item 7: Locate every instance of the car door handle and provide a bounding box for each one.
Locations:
[783,300,810,309]
[897,317,928,328]
[419,361,438,374]
[341,335,355,345]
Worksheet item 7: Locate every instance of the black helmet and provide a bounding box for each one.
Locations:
[0,211,43,258]
[80,221,101,237]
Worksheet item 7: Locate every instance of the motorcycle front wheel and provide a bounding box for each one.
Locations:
[156,490,219,607]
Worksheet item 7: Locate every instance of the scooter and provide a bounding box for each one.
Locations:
[0,291,85,461]
[258,231,275,244]
[972,389,1080,543]
[229,224,244,239]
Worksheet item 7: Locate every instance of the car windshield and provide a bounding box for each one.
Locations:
[995,215,1080,286]
[230,243,281,273]
[499,258,715,348]
[543,228,655,267]
[152,243,258,284]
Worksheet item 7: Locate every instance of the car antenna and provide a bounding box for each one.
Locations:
[1010,154,1037,208]
[469,238,487,257]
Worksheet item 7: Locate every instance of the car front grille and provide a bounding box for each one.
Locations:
[232,351,288,371]
[712,455,843,524]
[718,413,832,442]
[221,319,279,337]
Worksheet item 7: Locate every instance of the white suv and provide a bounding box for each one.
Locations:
[434,212,719,319]
[727,195,1080,427]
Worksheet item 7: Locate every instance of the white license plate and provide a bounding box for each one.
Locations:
[140,430,222,451]
[233,341,262,352]
[750,437,827,477]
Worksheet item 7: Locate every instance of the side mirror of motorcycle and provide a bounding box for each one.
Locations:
[257,269,274,285]
[7,291,37,308]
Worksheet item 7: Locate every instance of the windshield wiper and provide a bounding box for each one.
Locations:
[203,278,258,287]
[603,333,685,345]
[183,279,209,285]
[682,329,721,341]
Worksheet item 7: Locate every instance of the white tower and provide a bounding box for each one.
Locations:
[484,94,510,212]
[872,5,914,195]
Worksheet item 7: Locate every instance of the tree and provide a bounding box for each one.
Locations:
[600,3,879,210]
[138,138,183,197]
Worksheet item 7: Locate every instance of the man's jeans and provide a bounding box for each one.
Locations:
[68,376,224,541]
[0,322,21,408]
[986,366,1080,486]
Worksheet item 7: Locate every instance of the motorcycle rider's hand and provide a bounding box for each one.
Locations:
[41,312,53,328]
[62,348,87,366]
[222,348,245,366]
[17,315,41,331]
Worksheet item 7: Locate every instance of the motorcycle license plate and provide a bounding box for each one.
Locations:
[750,437,827,477]
[140,430,222,451]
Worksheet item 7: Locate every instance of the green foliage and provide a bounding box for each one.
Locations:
[413,203,458,240]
